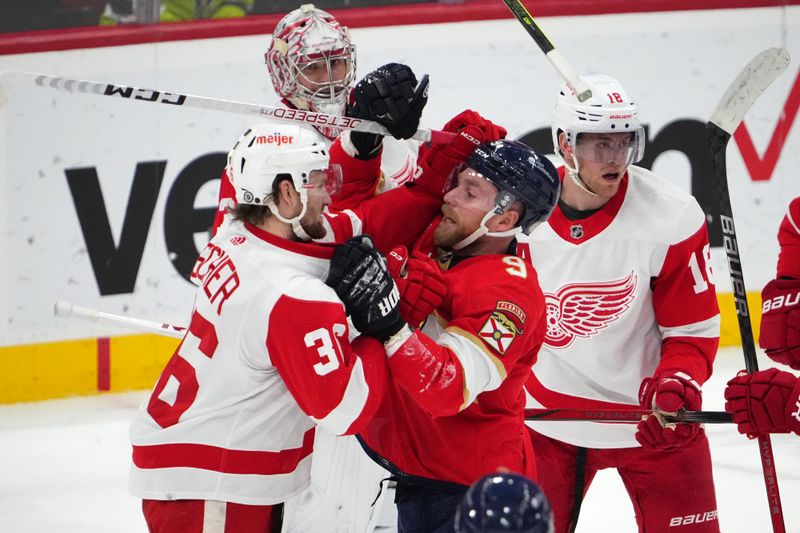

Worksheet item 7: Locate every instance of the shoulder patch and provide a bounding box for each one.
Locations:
[497,301,526,324]
[478,304,523,355]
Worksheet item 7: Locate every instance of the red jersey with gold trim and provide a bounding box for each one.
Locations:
[518,166,720,448]
[129,221,388,505]
[359,246,546,486]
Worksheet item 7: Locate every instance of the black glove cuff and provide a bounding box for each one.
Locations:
[350,131,383,160]
[369,317,407,343]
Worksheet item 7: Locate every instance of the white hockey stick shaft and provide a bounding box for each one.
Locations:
[0,70,452,144]
[502,0,592,102]
[53,299,186,339]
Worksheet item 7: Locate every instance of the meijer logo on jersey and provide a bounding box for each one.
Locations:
[762,290,800,312]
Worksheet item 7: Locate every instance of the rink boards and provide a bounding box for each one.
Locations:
[0,1,798,402]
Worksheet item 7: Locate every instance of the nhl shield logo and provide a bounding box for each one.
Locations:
[570,224,584,239]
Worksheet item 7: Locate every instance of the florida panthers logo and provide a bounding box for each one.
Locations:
[544,272,637,348]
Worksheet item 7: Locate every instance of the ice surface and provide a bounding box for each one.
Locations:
[1,347,798,532]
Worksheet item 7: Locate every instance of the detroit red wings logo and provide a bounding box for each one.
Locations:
[544,272,637,348]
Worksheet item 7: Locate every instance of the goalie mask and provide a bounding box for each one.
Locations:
[226,123,342,240]
[551,74,645,195]
[265,4,356,139]
[450,139,560,250]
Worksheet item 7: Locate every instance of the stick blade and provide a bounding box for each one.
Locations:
[709,47,790,135]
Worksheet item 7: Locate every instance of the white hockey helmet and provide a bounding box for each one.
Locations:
[551,74,645,169]
[265,4,356,138]
[226,123,341,237]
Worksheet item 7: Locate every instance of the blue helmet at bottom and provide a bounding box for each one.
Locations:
[465,139,560,235]
[454,473,554,533]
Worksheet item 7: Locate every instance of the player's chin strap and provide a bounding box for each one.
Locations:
[562,151,599,197]
[266,189,313,241]
[452,204,518,251]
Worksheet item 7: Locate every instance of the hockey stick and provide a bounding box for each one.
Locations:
[524,408,732,424]
[53,299,186,339]
[501,0,592,102]
[0,70,450,144]
[707,47,791,533]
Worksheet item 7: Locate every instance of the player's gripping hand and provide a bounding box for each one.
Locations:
[636,371,702,450]
[724,367,800,437]
[325,235,406,342]
[440,109,507,142]
[346,63,429,159]
[386,246,447,327]
[759,278,800,370]
[414,110,506,196]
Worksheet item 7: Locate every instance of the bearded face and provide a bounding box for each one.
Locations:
[434,168,498,251]
[299,209,327,240]
[434,204,472,251]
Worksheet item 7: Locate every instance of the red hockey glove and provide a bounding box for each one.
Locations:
[386,246,447,327]
[636,371,702,450]
[440,109,508,141]
[413,110,507,196]
[759,278,800,370]
[724,367,800,437]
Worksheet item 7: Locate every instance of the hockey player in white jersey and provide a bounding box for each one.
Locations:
[129,125,397,532]
[518,75,721,532]
[213,3,419,233]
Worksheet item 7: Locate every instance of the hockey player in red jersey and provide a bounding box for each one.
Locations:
[725,197,800,437]
[518,75,721,532]
[212,4,421,234]
[326,139,561,532]
[129,124,401,532]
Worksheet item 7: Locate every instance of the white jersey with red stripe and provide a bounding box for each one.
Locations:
[518,165,720,448]
[129,220,387,505]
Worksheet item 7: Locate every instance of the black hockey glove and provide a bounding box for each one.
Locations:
[347,63,430,159]
[326,235,406,342]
